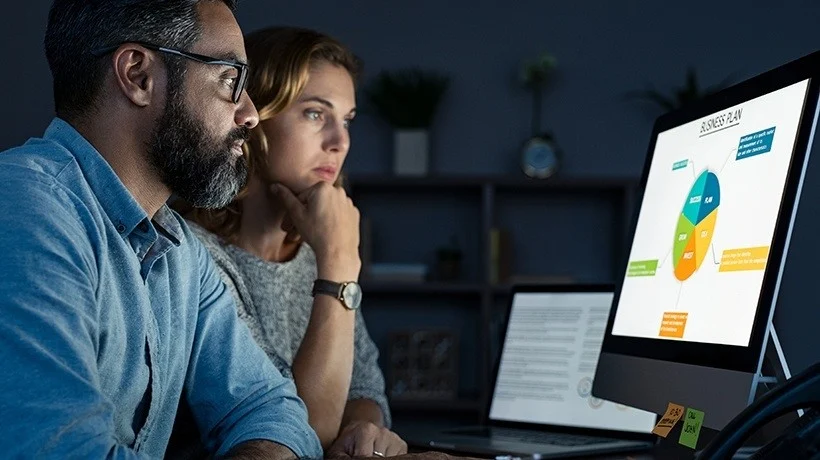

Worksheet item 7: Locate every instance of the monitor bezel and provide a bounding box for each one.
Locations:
[484,284,657,441]
[600,50,820,374]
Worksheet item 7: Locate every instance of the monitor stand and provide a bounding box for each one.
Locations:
[694,324,802,456]
[753,323,795,405]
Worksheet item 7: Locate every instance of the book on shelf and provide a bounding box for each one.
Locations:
[489,227,512,284]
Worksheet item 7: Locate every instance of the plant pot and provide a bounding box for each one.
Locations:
[393,129,429,176]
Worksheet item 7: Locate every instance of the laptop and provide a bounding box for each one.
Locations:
[412,284,658,458]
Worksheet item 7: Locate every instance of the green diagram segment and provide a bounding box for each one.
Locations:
[673,215,695,264]
[673,171,720,281]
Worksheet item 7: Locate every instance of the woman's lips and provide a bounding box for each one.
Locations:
[313,167,337,181]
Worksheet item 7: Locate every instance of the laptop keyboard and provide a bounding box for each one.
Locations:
[454,427,617,447]
[495,428,613,446]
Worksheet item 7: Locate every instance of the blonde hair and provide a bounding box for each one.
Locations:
[188,26,361,243]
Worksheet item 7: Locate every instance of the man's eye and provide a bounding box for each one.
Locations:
[222,77,237,88]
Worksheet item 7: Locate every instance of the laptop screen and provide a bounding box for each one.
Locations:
[488,290,657,433]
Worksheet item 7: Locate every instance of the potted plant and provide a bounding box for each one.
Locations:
[624,67,734,113]
[366,68,449,176]
[518,51,562,179]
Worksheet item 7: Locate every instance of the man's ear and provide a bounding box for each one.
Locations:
[110,44,162,108]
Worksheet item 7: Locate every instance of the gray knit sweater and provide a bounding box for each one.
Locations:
[188,222,391,428]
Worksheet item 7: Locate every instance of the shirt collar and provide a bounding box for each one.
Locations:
[44,117,182,245]
[154,205,184,246]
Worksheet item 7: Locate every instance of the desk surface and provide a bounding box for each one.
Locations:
[392,417,736,460]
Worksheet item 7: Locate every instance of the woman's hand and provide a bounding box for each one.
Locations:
[327,420,408,458]
[273,182,361,280]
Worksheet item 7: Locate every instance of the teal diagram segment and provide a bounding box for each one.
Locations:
[697,172,720,223]
[682,172,707,224]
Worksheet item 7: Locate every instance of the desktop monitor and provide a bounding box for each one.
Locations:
[593,50,820,430]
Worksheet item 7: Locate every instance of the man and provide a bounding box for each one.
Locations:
[0,0,322,458]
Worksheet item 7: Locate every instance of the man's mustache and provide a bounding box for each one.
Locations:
[228,126,251,143]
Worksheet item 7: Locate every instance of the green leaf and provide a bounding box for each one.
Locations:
[624,67,734,112]
[365,68,450,128]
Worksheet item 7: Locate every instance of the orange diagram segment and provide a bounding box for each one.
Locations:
[674,234,697,281]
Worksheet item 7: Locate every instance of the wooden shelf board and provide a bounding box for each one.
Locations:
[361,281,485,295]
[390,398,483,412]
[347,174,637,191]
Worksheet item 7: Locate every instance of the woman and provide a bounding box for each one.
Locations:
[188,26,406,457]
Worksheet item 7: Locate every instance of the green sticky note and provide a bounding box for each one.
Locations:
[678,408,705,449]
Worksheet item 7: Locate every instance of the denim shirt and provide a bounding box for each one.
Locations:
[0,119,322,459]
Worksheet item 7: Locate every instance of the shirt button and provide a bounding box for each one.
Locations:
[116,223,126,233]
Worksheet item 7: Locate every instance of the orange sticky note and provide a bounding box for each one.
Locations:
[651,402,685,437]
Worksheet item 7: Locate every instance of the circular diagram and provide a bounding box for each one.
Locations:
[673,170,721,281]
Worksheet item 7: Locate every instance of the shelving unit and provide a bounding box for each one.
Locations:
[360,281,486,296]
[348,174,639,421]
[390,398,484,413]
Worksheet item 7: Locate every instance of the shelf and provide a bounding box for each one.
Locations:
[349,173,638,407]
[347,174,637,192]
[489,281,581,294]
[389,398,483,413]
[349,175,484,189]
[493,176,636,192]
[359,282,589,296]
[361,281,485,295]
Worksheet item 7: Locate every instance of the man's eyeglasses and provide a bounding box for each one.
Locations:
[91,41,249,104]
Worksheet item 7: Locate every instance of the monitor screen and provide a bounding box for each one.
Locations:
[489,291,657,433]
[612,79,811,347]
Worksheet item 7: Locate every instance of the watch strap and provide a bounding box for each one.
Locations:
[312,279,344,299]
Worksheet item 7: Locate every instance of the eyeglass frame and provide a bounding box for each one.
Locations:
[90,41,249,104]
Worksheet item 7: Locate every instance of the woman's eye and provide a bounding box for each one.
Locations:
[343,118,354,129]
[306,110,323,121]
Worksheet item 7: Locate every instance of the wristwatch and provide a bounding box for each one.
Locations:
[312,279,362,310]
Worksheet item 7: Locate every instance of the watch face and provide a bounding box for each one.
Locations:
[342,282,362,310]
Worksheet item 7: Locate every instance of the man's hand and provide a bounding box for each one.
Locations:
[273,182,361,280]
[222,440,298,459]
[327,420,408,457]
[328,452,481,460]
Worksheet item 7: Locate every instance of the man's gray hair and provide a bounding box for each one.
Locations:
[45,0,237,121]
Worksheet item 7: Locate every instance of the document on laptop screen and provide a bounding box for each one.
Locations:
[489,292,657,433]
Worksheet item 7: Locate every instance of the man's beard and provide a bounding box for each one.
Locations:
[147,86,249,209]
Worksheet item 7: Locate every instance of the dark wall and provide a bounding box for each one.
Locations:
[7,2,820,176]
[246,0,820,381]
[238,1,820,178]
[2,1,819,374]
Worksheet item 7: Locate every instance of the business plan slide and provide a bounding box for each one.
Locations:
[612,80,810,347]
